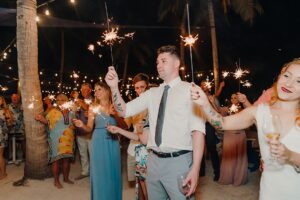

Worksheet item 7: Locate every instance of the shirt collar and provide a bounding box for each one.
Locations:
[163,76,181,88]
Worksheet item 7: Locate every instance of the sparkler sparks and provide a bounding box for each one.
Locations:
[241,80,252,88]
[180,34,199,46]
[228,104,239,114]
[101,28,134,46]
[233,67,249,79]
[84,99,92,105]
[60,100,75,111]
[222,71,230,78]
[88,44,95,53]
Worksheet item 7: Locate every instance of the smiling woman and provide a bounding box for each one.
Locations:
[191,59,300,200]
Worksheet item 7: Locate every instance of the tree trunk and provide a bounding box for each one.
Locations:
[16,0,50,179]
[208,0,220,93]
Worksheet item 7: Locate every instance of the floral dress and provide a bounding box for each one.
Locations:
[46,108,76,163]
[0,109,9,148]
[134,116,149,199]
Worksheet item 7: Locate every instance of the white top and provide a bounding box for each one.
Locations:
[125,110,147,156]
[125,77,205,152]
[256,104,300,200]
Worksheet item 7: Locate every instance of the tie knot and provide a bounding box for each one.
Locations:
[164,85,170,91]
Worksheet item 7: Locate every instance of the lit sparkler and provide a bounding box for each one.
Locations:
[88,44,95,53]
[241,80,252,88]
[222,71,230,78]
[233,67,249,79]
[228,104,239,114]
[180,34,198,46]
[84,99,92,105]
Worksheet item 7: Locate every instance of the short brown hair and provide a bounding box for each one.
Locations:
[157,45,180,59]
[81,82,92,89]
[133,73,149,86]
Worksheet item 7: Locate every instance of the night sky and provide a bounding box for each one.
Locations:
[0,0,300,102]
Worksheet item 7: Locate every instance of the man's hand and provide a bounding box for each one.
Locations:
[105,66,119,90]
[183,168,199,197]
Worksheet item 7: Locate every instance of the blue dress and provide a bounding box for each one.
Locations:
[90,114,122,200]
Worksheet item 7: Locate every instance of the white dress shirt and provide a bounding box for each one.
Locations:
[125,77,205,152]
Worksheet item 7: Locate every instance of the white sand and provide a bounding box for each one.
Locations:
[1,151,260,200]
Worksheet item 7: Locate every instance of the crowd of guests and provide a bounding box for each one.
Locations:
[1,45,300,200]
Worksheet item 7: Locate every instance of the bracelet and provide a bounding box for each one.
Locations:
[293,164,300,173]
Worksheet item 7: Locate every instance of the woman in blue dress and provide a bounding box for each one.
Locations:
[73,82,122,200]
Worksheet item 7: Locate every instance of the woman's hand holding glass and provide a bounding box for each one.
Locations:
[269,140,292,163]
[262,114,284,170]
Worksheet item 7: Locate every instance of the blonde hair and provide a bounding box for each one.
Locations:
[269,59,300,127]
[93,82,112,105]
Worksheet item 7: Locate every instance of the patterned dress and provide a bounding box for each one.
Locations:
[0,108,9,148]
[8,103,24,135]
[46,108,76,163]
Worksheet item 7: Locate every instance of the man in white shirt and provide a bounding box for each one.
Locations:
[105,45,205,199]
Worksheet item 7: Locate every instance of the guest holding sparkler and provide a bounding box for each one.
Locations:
[218,93,248,186]
[0,96,13,180]
[191,59,300,199]
[199,80,223,181]
[105,45,205,199]
[107,73,149,200]
[73,82,123,200]
[35,94,76,189]
[75,83,93,180]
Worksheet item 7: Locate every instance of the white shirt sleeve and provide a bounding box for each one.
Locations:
[189,102,206,135]
[125,89,150,118]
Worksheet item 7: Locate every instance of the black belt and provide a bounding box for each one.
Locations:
[151,150,191,158]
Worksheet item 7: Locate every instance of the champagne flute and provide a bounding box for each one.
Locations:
[262,113,283,170]
[177,172,191,198]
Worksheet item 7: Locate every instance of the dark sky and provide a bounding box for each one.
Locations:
[0,0,300,101]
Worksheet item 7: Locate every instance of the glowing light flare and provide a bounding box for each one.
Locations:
[72,71,79,79]
[233,67,249,79]
[228,104,239,114]
[241,80,252,88]
[84,99,92,105]
[180,34,198,46]
[88,44,95,53]
[45,9,50,16]
[102,27,123,46]
[222,71,230,78]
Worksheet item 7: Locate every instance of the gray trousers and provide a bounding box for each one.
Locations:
[146,151,195,200]
[76,136,91,175]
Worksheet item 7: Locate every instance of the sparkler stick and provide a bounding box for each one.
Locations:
[186,2,194,82]
[104,2,114,65]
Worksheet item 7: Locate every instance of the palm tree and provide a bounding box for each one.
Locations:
[208,0,263,92]
[114,37,152,88]
[158,0,262,92]
[16,0,49,179]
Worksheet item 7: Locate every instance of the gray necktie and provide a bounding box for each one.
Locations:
[155,85,170,147]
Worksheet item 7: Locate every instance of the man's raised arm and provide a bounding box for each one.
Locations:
[105,66,126,117]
